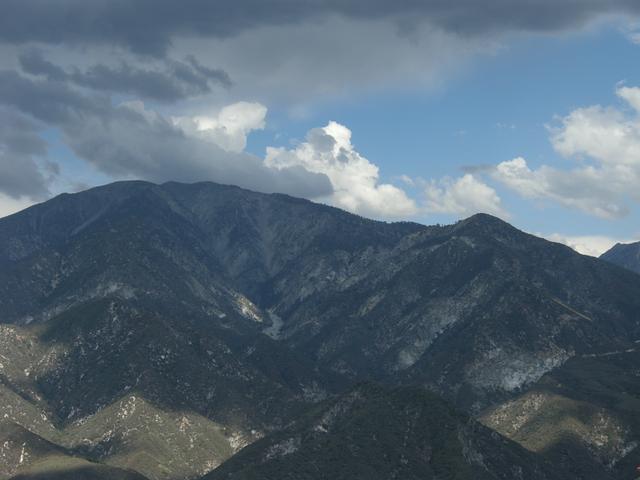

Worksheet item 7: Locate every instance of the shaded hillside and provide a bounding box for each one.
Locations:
[203,384,577,480]
[10,458,148,480]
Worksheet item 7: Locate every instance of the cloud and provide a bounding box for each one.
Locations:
[423,174,509,219]
[173,102,266,152]
[492,157,628,218]
[0,69,109,124]
[265,121,417,218]
[492,86,640,218]
[18,49,231,102]
[550,88,640,167]
[63,100,332,198]
[0,65,424,218]
[0,107,56,200]
[618,85,640,111]
[0,70,332,199]
[172,16,496,104]
[0,1,636,106]
[0,64,521,222]
[543,233,634,257]
[0,1,638,56]
[622,22,640,44]
[0,192,35,219]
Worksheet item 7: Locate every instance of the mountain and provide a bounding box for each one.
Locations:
[1,180,639,478]
[203,384,572,480]
[601,241,640,274]
[0,181,351,478]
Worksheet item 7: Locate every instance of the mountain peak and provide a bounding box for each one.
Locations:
[457,212,513,229]
[448,213,526,243]
[601,240,640,274]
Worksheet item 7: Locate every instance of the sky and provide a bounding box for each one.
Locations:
[2,1,640,256]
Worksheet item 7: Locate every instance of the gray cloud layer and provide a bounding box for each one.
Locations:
[0,108,55,199]
[18,49,230,102]
[1,0,639,55]
[0,70,332,199]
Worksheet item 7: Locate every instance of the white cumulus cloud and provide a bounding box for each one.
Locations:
[265,121,417,219]
[493,86,640,219]
[173,101,267,152]
[423,174,509,219]
[492,157,626,218]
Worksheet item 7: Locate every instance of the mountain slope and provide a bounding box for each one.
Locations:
[0,298,319,479]
[1,180,640,477]
[203,384,578,480]
[481,348,640,480]
[250,210,640,411]
[601,241,640,274]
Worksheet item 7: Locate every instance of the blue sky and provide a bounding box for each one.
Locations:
[2,3,640,256]
[243,23,640,253]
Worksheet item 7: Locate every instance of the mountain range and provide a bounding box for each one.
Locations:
[1,180,639,479]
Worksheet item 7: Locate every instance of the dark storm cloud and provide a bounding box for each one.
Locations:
[0,0,639,55]
[18,49,67,81]
[61,103,333,199]
[0,70,332,199]
[0,108,56,199]
[0,69,107,123]
[18,49,231,102]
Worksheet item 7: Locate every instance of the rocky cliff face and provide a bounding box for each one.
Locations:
[601,241,640,275]
[1,180,639,479]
